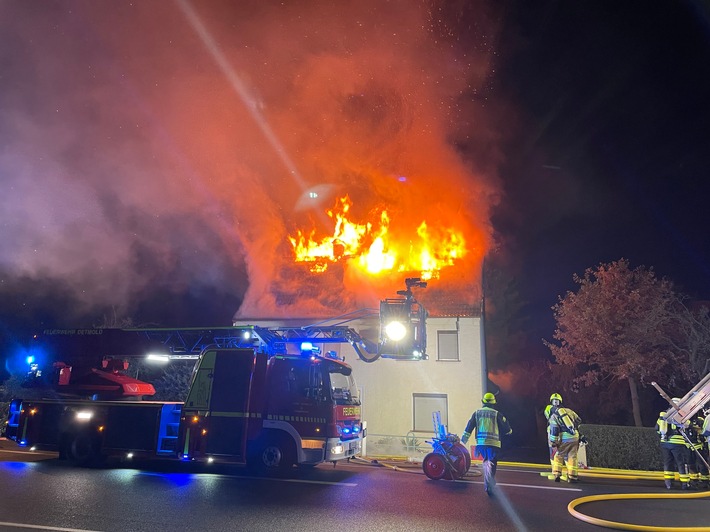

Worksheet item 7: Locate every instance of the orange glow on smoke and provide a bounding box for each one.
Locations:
[288,196,467,280]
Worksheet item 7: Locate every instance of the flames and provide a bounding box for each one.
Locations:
[288,196,467,281]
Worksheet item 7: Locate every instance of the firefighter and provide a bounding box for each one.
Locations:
[548,395,582,482]
[656,401,692,490]
[689,412,709,489]
[461,392,512,495]
[543,394,561,480]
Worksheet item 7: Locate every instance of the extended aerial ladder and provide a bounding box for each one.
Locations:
[652,373,710,472]
[128,322,381,361]
[20,279,430,397]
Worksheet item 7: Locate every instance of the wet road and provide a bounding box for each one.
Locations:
[1,442,709,531]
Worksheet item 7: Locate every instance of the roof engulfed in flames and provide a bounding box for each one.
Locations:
[288,195,467,281]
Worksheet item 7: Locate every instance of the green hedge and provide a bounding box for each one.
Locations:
[580,424,663,471]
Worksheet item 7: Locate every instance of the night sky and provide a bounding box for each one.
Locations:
[494,1,710,349]
[2,1,710,375]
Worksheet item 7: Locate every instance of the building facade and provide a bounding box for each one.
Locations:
[234,311,486,440]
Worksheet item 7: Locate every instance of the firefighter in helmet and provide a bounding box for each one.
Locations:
[656,399,692,490]
[461,392,512,495]
[689,411,709,489]
[544,393,562,479]
[547,392,582,482]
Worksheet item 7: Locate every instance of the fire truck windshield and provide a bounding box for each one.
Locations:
[329,371,360,406]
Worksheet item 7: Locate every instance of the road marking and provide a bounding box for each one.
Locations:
[0,449,57,456]
[250,476,358,487]
[0,522,102,532]
[458,480,582,492]
[185,472,358,487]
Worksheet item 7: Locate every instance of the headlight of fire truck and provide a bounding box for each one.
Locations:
[331,444,344,455]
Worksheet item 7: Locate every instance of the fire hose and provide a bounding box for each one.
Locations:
[523,460,710,530]
[536,461,710,530]
[351,455,482,477]
[567,490,710,531]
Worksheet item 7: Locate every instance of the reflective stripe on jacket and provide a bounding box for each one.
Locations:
[656,414,689,446]
[464,406,512,448]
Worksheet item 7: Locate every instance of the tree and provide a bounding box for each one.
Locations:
[544,259,696,427]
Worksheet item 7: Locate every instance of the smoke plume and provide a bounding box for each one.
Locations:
[0,0,503,325]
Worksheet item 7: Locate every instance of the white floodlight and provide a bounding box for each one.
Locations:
[146,353,170,364]
[384,321,408,342]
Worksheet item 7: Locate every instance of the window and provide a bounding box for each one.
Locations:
[413,393,448,432]
[437,330,459,361]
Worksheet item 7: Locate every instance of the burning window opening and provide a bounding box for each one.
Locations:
[288,195,467,281]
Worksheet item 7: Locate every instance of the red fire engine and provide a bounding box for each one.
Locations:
[5,327,364,471]
[4,279,428,470]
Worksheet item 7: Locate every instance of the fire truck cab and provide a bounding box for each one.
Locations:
[182,347,363,469]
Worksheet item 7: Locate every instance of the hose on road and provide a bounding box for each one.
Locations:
[351,455,482,477]
[567,490,710,531]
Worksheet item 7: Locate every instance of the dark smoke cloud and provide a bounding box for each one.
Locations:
[0,0,503,326]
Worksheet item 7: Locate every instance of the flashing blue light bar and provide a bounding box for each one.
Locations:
[26,356,35,365]
[352,425,360,433]
[300,342,314,352]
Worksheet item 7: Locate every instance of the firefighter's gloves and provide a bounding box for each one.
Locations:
[579,435,588,445]
[461,431,471,445]
[549,440,559,448]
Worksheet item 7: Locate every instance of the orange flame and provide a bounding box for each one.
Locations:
[288,196,467,280]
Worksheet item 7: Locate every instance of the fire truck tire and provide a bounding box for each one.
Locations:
[68,432,102,467]
[422,452,448,480]
[251,432,295,472]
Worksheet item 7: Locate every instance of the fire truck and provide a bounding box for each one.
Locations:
[4,279,428,470]
[4,326,365,471]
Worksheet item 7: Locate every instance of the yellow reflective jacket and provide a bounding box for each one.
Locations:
[464,406,512,448]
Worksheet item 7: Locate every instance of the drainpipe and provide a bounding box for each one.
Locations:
[480,259,488,396]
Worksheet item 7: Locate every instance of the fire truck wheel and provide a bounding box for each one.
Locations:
[68,433,101,467]
[422,452,448,480]
[252,433,295,472]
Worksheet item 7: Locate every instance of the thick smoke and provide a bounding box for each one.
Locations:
[0,0,502,325]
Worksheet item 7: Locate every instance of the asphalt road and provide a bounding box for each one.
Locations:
[0,440,709,531]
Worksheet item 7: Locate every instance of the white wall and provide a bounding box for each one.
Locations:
[350,316,483,438]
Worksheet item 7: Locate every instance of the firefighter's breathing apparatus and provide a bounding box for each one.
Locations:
[566,375,710,531]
